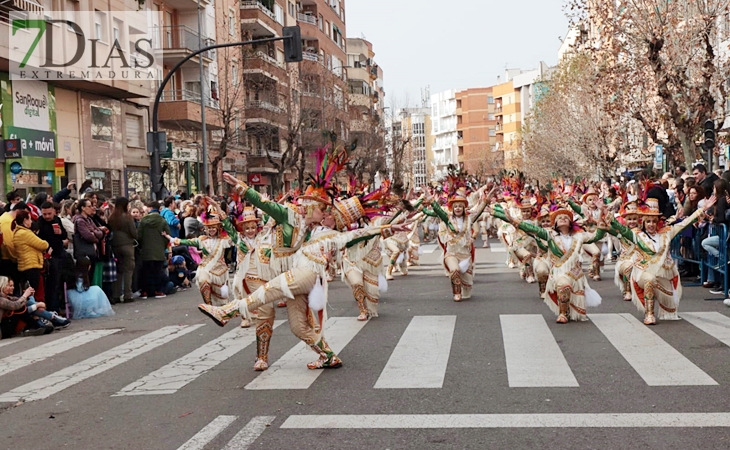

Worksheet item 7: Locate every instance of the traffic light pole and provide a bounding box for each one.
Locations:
[149,33,298,200]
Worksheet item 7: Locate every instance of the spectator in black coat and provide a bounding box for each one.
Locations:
[693,164,719,200]
[701,179,730,290]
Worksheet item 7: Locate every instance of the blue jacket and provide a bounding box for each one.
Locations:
[161,207,181,238]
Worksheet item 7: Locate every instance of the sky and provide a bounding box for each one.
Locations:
[345,0,570,105]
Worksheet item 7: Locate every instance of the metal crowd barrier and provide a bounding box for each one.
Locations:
[670,226,705,287]
[701,223,729,298]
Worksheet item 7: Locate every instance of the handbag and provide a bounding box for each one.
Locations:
[73,232,97,260]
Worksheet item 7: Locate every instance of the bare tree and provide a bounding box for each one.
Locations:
[571,0,730,166]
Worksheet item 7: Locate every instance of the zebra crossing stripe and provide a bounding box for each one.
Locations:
[222,416,276,450]
[0,329,121,378]
[681,312,730,347]
[280,413,730,428]
[115,321,286,396]
[420,244,438,254]
[489,243,507,253]
[500,314,578,387]
[176,415,238,450]
[245,317,367,390]
[0,325,204,403]
[0,337,26,350]
[374,316,456,389]
[590,313,717,386]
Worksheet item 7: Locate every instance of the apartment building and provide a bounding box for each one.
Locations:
[0,0,155,199]
[493,63,550,171]
[346,37,386,183]
[400,108,430,188]
[430,90,458,180]
[456,87,499,177]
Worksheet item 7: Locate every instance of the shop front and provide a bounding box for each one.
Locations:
[1,76,59,198]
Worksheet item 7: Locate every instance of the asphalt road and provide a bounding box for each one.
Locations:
[2,239,730,450]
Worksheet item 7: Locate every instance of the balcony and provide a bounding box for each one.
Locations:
[159,25,215,68]
[302,51,322,62]
[243,51,287,82]
[162,0,212,11]
[158,89,223,130]
[241,1,282,37]
[297,9,320,39]
[349,93,371,109]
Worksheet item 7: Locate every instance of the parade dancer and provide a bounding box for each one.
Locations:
[606,197,716,325]
[606,201,642,302]
[568,187,605,281]
[532,205,553,297]
[510,198,538,284]
[198,192,410,369]
[168,199,232,306]
[428,185,493,302]
[494,204,605,323]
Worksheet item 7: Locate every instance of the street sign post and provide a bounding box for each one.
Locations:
[654,145,663,170]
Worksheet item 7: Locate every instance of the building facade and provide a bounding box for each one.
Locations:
[456,87,498,178]
[430,90,457,180]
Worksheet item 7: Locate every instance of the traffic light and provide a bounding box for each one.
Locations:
[283,26,302,62]
[704,119,715,152]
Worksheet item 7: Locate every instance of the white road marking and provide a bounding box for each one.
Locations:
[374,315,456,389]
[0,338,26,349]
[222,416,276,450]
[500,314,578,387]
[489,243,507,253]
[590,313,717,386]
[681,312,730,347]
[0,325,204,403]
[176,415,238,450]
[245,317,367,390]
[0,329,121,377]
[115,321,286,396]
[420,244,438,254]
[281,413,730,428]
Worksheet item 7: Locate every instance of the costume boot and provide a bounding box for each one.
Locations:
[353,284,369,321]
[538,276,548,297]
[307,337,343,369]
[591,256,602,281]
[643,282,657,325]
[200,282,212,305]
[622,275,632,301]
[254,320,273,371]
[198,299,242,327]
[556,286,571,324]
[450,270,463,302]
[386,262,395,281]
[524,263,536,284]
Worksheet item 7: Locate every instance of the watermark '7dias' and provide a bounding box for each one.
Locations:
[9,10,164,81]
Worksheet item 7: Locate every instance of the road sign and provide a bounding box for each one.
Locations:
[9,161,22,174]
[654,145,664,170]
[54,158,65,176]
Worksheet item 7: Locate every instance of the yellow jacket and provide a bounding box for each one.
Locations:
[12,225,49,271]
[0,213,16,261]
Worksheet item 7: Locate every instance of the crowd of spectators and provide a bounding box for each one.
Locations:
[0,182,211,340]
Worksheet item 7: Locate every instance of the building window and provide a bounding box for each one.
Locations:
[488,96,494,104]
[229,11,236,36]
[489,129,496,137]
[488,113,494,120]
[288,1,295,16]
[91,106,113,142]
[232,63,239,86]
[94,10,106,42]
[125,114,143,148]
[274,4,284,24]
[318,14,324,30]
[112,18,122,43]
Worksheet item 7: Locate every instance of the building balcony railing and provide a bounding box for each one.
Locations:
[297,13,317,25]
[158,25,216,60]
[302,51,322,62]
[240,0,277,21]
[246,100,283,114]
[160,89,219,109]
[249,148,282,158]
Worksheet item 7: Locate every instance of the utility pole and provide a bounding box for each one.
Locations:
[197,0,209,194]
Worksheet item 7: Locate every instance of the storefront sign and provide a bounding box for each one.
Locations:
[6,127,55,158]
[248,173,269,185]
[55,158,65,176]
[171,147,198,162]
[12,80,50,131]
[4,139,21,159]
[9,161,23,174]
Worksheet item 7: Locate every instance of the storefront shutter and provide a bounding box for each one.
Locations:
[125,114,142,148]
